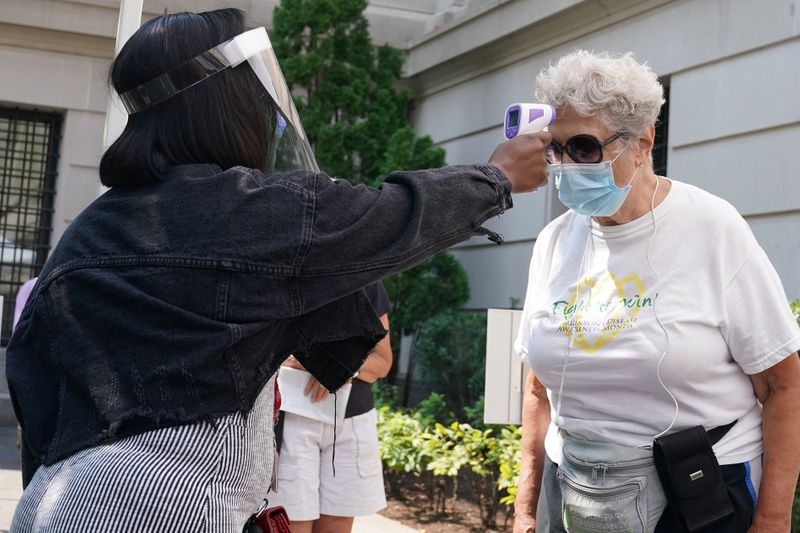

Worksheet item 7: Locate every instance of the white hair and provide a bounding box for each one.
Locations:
[535,50,665,141]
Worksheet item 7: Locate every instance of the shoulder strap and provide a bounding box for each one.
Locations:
[707,420,737,446]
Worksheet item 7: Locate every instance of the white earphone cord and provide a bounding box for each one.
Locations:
[648,176,680,440]
[554,211,596,422]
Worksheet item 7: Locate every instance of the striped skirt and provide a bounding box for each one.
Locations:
[11,376,275,533]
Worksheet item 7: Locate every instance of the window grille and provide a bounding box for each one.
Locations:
[653,84,670,177]
[0,106,62,344]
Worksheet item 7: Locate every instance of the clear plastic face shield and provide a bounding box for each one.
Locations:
[119,27,318,172]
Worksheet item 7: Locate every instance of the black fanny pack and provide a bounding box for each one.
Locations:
[653,421,737,532]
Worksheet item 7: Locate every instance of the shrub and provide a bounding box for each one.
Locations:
[376,406,431,475]
[430,422,503,528]
[416,391,453,429]
[272,0,445,186]
[383,252,470,401]
[377,404,521,527]
[372,382,402,410]
[463,395,486,429]
[792,300,799,531]
[415,309,487,417]
[495,425,523,507]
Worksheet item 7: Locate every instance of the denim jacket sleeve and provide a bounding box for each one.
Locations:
[289,164,512,391]
[299,164,512,312]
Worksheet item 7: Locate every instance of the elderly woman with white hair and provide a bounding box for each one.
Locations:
[513,50,800,533]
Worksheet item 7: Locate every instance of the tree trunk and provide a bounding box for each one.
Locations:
[401,330,420,406]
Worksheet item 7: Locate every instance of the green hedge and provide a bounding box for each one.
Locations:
[377,405,520,529]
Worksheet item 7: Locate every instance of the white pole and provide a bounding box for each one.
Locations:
[99,0,144,196]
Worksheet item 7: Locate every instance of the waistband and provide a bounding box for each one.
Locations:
[561,430,654,466]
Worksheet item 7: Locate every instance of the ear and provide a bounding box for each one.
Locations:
[637,125,655,165]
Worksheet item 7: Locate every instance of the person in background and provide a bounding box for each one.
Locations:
[7,8,551,532]
[269,281,392,532]
[513,50,800,533]
[13,278,37,331]
[12,277,39,476]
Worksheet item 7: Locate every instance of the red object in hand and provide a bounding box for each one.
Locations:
[243,501,291,533]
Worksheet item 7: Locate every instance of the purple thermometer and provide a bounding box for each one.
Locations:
[504,103,555,140]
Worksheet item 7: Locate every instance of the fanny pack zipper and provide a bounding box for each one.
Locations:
[557,467,643,495]
[565,452,652,470]
[563,451,653,482]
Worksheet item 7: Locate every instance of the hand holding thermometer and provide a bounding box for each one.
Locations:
[503,103,556,139]
[490,106,553,193]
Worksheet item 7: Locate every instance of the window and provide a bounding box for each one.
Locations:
[652,83,669,177]
[0,106,62,344]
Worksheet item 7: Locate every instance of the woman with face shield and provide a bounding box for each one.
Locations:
[513,51,800,533]
[5,8,551,533]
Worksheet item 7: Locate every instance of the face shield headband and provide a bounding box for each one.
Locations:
[119,27,318,172]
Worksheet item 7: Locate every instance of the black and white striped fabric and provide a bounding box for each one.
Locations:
[11,376,275,533]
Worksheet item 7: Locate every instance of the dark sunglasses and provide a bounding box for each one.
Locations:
[545,132,626,164]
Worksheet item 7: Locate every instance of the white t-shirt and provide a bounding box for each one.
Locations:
[515,180,800,465]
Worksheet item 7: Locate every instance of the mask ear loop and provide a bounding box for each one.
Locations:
[647,173,680,441]
[612,142,641,190]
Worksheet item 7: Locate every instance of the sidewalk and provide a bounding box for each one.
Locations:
[354,513,418,532]
[0,427,21,533]
[0,427,416,532]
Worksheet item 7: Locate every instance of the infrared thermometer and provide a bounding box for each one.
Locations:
[503,103,555,140]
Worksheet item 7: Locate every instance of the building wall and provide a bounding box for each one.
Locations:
[406,0,800,307]
[0,43,109,249]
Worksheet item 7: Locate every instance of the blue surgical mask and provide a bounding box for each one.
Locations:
[550,151,640,216]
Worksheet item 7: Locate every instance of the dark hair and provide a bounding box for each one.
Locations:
[100,9,275,187]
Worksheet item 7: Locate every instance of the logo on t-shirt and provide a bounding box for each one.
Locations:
[551,271,659,353]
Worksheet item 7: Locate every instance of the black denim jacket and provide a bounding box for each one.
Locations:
[6,163,512,477]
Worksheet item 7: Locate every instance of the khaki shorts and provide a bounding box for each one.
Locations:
[267,408,387,520]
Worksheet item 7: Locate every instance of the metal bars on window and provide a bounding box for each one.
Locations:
[0,106,62,345]
[652,84,670,177]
